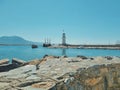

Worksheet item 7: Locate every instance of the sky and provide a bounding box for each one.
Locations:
[0,0,120,44]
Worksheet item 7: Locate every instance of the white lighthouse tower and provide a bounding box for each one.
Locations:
[62,31,66,45]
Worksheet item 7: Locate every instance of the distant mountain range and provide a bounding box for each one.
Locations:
[0,36,42,45]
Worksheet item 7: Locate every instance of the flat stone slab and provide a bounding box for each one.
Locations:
[0,82,9,89]
[12,58,26,65]
[0,65,37,79]
[0,59,9,65]
[22,81,55,90]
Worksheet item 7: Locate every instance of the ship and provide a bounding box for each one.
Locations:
[43,38,51,47]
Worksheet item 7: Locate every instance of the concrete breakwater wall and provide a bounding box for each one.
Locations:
[49,44,120,50]
[0,56,120,90]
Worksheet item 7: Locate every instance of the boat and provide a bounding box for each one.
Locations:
[32,44,38,48]
[77,46,84,49]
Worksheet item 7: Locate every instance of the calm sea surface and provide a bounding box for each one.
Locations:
[0,46,120,61]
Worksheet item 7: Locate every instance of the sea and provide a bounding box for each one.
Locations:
[0,45,120,62]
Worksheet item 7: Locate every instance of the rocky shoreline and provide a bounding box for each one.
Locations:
[0,55,120,90]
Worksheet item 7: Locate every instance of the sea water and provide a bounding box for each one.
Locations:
[0,45,120,61]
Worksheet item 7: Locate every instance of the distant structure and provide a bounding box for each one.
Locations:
[62,31,66,45]
[43,38,51,47]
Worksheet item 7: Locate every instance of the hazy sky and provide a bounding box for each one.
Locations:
[0,0,120,44]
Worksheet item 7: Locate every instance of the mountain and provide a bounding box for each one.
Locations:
[0,36,41,45]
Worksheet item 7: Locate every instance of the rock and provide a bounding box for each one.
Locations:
[90,57,94,60]
[43,54,49,58]
[51,63,120,90]
[18,80,41,87]
[31,81,55,89]
[105,56,113,60]
[0,64,19,72]
[0,59,9,65]
[36,64,39,70]
[43,55,60,59]
[25,59,41,65]
[64,77,74,85]
[0,65,37,79]
[64,78,71,85]
[0,82,9,89]
[77,55,88,59]
[0,56,120,90]
[67,59,80,63]
[12,58,26,65]
[61,55,68,58]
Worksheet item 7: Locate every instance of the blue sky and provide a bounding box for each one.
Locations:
[0,0,120,44]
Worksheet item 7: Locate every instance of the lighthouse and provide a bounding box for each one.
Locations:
[62,31,66,45]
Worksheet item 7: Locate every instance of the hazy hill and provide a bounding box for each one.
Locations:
[0,36,41,45]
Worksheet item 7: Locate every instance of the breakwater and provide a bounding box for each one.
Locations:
[0,56,120,90]
[49,44,120,50]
